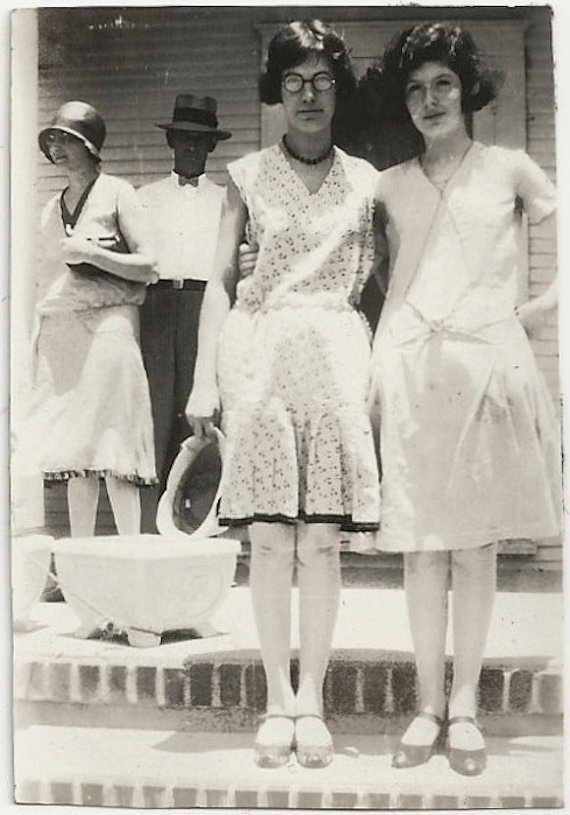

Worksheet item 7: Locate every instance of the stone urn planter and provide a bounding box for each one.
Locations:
[51,534,240,647]
[51,430,239,647]
[12,535,53,629]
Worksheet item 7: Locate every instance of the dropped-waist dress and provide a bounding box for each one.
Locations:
[370,142,561,552]
[24,173,157,486]
[216,144,380,533]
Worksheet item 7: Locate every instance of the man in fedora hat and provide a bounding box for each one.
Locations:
[137,94,231,533]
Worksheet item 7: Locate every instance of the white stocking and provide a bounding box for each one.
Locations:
[404,551,450,718]
[450,543,497,720]
[295,522,341,716]
[105,476,141,535]
[249,522,296,715]
[67,475,100,537]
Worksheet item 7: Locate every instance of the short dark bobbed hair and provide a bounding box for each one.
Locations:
[259,19,357,106]
[361,22,502,122]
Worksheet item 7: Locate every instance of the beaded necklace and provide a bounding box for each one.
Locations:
[282,134,333,166]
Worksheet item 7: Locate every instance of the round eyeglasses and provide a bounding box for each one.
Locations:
[281,72,336,94]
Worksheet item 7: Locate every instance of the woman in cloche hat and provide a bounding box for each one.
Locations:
[23,100,159,537]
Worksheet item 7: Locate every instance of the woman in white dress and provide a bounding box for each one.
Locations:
[28,101,158,536]
[186,21,380,768]
[365,23,560,775]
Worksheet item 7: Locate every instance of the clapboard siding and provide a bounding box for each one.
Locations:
[36,7,266,200]
[507,8,561,575]
[31,6,562,575]
[524,8,559,413]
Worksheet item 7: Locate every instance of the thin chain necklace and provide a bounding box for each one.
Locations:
[420,140,473,191]
[282,134,333,166]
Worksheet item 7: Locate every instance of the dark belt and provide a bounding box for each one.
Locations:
[151,279,207,292]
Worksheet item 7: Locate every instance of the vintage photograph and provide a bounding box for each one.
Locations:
[9,2,564,809]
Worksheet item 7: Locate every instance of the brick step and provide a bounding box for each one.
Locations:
[14,589,563,731]
[14,650,563,732]
[14,726,564,808]
[15,654,563,735]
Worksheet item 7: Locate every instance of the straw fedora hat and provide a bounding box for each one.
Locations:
[156,429,225,539]
[156,94,232,140]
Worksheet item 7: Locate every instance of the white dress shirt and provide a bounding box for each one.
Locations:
[137,172,224,282]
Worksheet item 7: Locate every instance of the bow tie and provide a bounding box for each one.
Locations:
[177,175,200,187]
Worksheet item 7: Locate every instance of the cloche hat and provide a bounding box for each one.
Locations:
[156,94,232,140]
[38,101,106,163]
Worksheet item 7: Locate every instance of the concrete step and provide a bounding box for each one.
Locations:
[14,725,564,808]
[41,547,565,593]
[14,587,563,733]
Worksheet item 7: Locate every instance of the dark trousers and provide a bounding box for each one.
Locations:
[139,285,204,533]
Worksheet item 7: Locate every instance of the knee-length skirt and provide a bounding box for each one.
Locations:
[216,303,380,532]
[26,305,156,485]
[371,314,561,552]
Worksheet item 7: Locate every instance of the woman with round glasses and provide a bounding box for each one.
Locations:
[186,20,380,768]
[362,23,560,775]
[23,101,158,538]
[281,70,336,94]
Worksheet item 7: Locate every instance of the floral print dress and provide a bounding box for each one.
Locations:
[216,144,380,534]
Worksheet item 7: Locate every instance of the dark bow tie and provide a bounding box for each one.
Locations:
[177,174,200,187]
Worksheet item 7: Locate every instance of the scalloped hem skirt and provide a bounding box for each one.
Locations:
[216,304,380,535]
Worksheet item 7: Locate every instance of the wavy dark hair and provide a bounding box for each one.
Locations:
[360,22,502,123]
[259,20,357,106]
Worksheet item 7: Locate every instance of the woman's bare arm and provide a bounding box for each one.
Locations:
[185,176,248,436]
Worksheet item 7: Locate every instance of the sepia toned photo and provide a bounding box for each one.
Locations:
[9,3,565,809]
